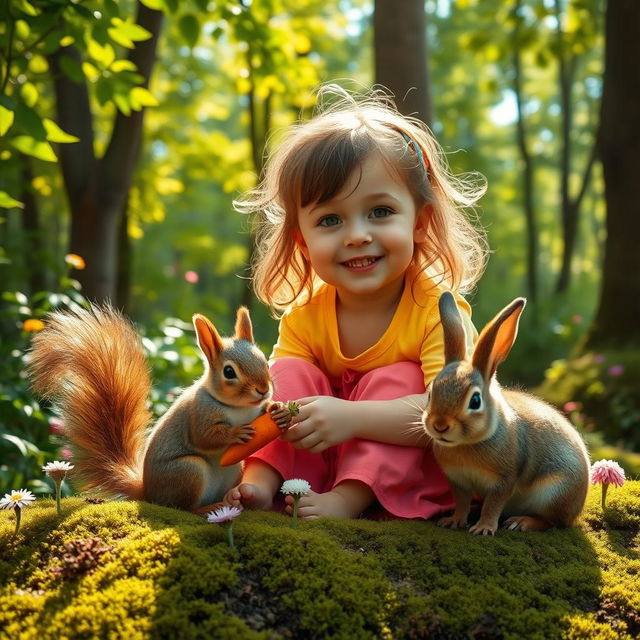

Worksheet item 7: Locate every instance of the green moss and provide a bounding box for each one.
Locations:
[1,485,640,639]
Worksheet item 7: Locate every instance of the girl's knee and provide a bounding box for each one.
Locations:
[352,361,425,399]
[270,357,333,398]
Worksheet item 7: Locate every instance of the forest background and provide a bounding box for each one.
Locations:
[1,0,639,494]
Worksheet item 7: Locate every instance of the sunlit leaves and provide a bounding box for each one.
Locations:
[0,191,24,209]
[0,105,14,136]
[108,18,153,49]
[10,136,57,162]
[43,119,79,144]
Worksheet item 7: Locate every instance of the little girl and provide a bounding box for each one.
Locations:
[225,86,487,520]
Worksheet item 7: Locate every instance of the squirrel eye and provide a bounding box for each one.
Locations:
[223,365,237,380]
[468,391,482,411]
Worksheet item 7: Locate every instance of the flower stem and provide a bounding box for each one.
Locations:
[14,506,21,535]
[291,496,299,529]
[601,483,609,510]
[226,524,235,548]
[55,482,62,515]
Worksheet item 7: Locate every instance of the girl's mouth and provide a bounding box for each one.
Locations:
[341,256,382,271]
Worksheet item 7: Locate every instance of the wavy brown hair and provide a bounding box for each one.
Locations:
[235,85,488,312]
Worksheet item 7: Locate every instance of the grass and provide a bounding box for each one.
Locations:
[1,481,639,639]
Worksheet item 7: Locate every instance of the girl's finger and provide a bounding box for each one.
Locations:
[280,420,310,442]
[293,432,322,451]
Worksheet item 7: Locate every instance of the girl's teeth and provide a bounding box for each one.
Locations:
[346,257,376,267]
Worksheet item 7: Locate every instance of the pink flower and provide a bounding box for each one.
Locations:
[564,401,581,413]
[592,354,605,364]
[571,315,583,325]
[206,505,242,524]
[60,447,73,460]
[184,270,199,284]
[607,365,624,377]
[48,417,65,435]
[591,459,626,487]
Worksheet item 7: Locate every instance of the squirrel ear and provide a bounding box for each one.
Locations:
[438,292,467,364]
[234,306,254,343]
[472,298,526,381]
[193,314,224,365]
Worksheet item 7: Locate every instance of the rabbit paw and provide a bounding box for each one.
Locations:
[468,520,497,536]
[269,402,293,429]
[437,515,468,529]
[231,424,255,444]
[504,516,552,532]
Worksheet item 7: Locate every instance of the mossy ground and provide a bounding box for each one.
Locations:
[1,482,639,640]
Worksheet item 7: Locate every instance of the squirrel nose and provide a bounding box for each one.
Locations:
[256,387,270,397]
[433,422,450,434]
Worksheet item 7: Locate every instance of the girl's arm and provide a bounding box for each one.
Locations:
[280,394,429,453]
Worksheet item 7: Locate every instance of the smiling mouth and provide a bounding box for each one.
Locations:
[341,256,381,269]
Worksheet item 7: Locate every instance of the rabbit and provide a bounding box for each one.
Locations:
[422,292,590,535]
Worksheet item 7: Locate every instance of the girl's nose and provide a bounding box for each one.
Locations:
[344,222,372,247]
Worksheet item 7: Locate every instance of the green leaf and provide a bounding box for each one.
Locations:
[43,119,79,144]
[113,93,132,115]
[15,103,46,140]
[139,0,164,9]
[95,77,112,105]
[0,191,24,209]
[194,0,209,10]
[129,86,158,109]
[20,82,39,108]
[59,54,84,83]
[1,433,40,456]
[178,14,200,48]
[0,105,15,136]
[109,18,153,46]
[13,0,38,17]
[10,136,57,162]
[111,60,137,73]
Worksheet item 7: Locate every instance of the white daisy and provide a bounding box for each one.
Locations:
[206,505,243,524]
[43,460,74,480]
[0,489,36,510]
[280,479,311,496]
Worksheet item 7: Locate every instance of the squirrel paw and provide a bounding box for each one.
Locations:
[269,402,293,429]
[437,514,468,529]
[231,424,255,444]
[468,520,497,536]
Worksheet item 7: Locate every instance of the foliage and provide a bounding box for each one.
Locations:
[1,482,639,638]
[537,350,640,452]
[0,277,87,497]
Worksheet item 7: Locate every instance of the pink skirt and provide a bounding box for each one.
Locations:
[246,357,453,519]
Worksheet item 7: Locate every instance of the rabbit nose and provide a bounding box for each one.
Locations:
[433,422,450,434]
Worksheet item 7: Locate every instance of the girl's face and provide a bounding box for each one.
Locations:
[297,152,426,305]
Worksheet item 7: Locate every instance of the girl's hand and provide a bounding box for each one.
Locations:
[279,396,354,453]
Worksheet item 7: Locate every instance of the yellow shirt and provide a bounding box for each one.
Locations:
[270,272,477,387]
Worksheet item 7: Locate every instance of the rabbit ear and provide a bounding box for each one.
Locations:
[234,306,254,343]
[439,292,468,364]
[193,314,224,365]
[472,298,526,381]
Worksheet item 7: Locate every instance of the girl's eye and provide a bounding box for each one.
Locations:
[223,365,237,380]
[318,215,341,227]
[468,391,482,411]
[370,206,393,219]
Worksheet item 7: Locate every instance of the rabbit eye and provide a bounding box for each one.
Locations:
[223,365,237,380]
[468,391,482,411]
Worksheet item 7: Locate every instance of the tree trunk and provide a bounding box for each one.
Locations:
[373,0,432,126]
[511,3,538,304]
[585,0,640,348]
[47,3,163,303]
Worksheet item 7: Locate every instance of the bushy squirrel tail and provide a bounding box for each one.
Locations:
[28,304,151,500]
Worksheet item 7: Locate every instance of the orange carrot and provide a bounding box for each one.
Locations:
[220,402,299,467]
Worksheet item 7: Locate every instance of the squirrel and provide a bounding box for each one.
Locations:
[28,304,290,512]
